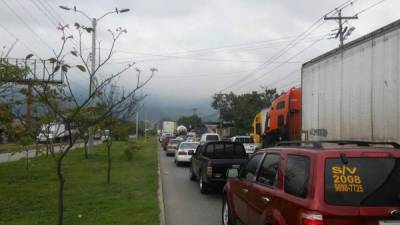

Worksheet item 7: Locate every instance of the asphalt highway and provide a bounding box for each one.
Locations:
[158,144,222,225]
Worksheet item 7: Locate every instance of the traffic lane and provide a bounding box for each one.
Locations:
[159,145,222,225]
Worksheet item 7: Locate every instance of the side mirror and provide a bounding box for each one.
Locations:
[227,168,239,178]
[188,150,194,155]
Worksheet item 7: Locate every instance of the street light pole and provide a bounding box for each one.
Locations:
[87,17,97,153]
[59,5,130,154]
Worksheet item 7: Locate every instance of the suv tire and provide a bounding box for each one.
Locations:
[222,197,236,225]
[175,159,181,167]
[199,175,209,194]
[189,166,197,181]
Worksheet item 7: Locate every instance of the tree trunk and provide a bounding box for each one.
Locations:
[25,149,29,169]
[84,137,88,159]
[56,156,65,225]
[107,142,111,184]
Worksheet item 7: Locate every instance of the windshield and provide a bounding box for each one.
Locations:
[206,135,219,141]
[235,137,254,144]
[179,143,198,149]
[325,157,400,206]
[170,140,181,144]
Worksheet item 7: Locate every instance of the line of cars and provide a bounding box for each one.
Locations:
[161,132,400,224]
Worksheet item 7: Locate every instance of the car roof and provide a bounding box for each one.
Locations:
[257,140,400,156]
[180,141,199,144]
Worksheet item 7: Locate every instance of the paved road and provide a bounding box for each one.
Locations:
[158,144,222,225]
[0,141,101,163]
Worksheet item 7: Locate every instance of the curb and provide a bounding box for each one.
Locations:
[158,148,167,225]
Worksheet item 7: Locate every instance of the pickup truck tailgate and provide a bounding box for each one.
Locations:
[210,158,247,179]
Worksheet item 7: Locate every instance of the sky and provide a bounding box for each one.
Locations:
[1,0,400,118]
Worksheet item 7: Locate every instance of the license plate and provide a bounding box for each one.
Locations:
[380,221,400,225]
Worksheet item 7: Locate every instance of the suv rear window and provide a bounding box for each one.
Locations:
[325,157,400,206]
[204,143,246,158]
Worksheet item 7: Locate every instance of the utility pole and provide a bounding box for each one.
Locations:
[192,108,198,116]
[0,58,63,122]
[59,5,130,154]
[135,111,139,139]
[324,8,358,47]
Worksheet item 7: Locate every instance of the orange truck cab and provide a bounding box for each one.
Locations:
[263,87,302,147]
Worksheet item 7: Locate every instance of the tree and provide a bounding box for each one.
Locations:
[23,24,155,225]
[99,84,139,184]
[211,88,278,135]
[177,114,203,129]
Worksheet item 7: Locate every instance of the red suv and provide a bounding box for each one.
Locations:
[222,141,400,225]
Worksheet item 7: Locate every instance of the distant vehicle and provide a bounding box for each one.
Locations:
[161,133,175,150]
[251,108,268,149]
[176,125,188,136]
[101,130,110,143]
[36,122,78,143]
[174,141,199,166]
[223,140,400,225]
[166,139,182,156]
[162,121,177,135]
[199,133,220,144]
[252,87,302,148]
[189,141,247,194]
[187,131,197,139]
[186,137,196,142]
[230,136,256,155]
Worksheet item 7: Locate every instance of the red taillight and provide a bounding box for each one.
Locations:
[178,151,187,155]
[207,162,212,177]
[361,152,391,158]
[301,212,323,225]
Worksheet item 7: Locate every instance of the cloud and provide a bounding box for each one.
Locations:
[1,0,399,112]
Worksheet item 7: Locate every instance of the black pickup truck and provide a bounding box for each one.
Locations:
[189,141,248,193]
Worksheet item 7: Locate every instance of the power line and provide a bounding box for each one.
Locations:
[219,21,326,93]
[356,0,389,15]
[1,0,54,52]
[29,0,58,26]
[217,0,356,93]
[233,35,327,92]
[0,23,37,55]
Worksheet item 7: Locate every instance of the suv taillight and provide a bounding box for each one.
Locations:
[207,162,212,177]
[301,212,324,225]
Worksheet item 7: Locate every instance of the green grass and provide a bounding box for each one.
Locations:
[0,138,159,225]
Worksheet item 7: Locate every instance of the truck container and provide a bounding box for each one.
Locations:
[302,19,400,142]
[162,121,177,135]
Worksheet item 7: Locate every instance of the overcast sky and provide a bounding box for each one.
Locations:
[1,0,400,110]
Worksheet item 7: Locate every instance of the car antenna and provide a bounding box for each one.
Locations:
[340,153,348,164]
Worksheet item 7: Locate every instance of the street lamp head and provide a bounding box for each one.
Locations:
[118,8,130,13]
[59,5,71,10]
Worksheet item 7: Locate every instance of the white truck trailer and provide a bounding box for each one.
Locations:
[162,121,177,135]
[302,19,400,142]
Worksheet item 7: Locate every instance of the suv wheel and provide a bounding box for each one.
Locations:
[222,197,236,225]
[199,175,209,194]
[175,159,181,167]
[189,166,196,181]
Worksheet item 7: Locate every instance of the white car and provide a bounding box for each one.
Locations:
[199,133,220,144]
[174,142,199,166]
[231,136,256,154]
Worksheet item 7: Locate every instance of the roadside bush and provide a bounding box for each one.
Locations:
[122,140,142,160]
[123,148,133,161]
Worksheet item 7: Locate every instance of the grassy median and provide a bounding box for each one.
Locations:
[0,138,159,225]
